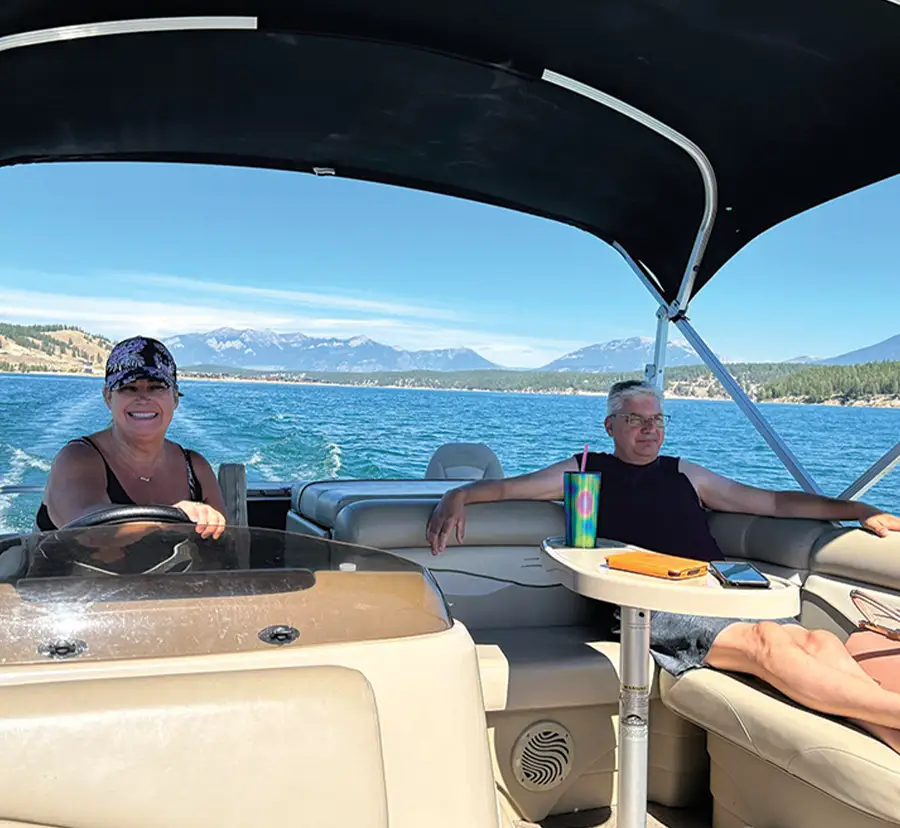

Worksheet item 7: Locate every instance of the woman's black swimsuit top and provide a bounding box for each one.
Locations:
[35,436,203,532]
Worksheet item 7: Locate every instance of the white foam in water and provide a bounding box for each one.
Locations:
[326,442,343,478]
[0,446,50,532]
[246,450,280,481]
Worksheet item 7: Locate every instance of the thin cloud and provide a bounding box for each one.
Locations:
[0,288,584,367]
[125,273,462,321]
[0,289,293,338]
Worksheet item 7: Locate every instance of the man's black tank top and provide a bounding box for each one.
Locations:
[575,452,723,562]
[35,436,203,532]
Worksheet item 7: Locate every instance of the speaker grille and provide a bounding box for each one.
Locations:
[511,721,574,791]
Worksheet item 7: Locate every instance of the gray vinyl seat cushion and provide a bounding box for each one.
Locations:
[425,443,503,480]
[290,479,463,528]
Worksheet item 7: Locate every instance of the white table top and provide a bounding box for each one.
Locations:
[540,537,800,619]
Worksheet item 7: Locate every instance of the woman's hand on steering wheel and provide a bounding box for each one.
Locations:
[172,500,227,540]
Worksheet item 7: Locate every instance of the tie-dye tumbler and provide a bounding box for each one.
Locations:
[564,472,600,548]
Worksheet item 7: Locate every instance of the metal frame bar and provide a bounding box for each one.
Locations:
[542,69,718,313]
[675,318,823,494]
[0,16,258,54]
[840,441,900,501]
[614,245,824,494]
[644,306,669,391]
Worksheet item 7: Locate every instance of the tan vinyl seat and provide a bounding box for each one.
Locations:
[0,665,390,828]
[0,564,501,828]
[662,668,900,828]
[331,496,709,822]
[662,517,900,828]
[475,625,707,821]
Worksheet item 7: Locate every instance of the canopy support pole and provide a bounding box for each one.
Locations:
[644,307,669,391]
[542,69,717,316]
[839,441,900,501]
[0,16,257,54]
[613,244,823,495]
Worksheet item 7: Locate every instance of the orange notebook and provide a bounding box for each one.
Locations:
[605,550,708,580]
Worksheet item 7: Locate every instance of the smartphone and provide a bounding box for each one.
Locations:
[709,560,770,589]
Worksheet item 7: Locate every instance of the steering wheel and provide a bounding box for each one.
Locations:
[62,504,192,530]
[25,505,198,578]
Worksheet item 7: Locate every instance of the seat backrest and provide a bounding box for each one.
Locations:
[425,443,503,480]
[803,526,900,638]
[0,665,389,828]
[707,511,833,582]
[707,510,900,639]
[0,570,500,828]
[332,498,598,629]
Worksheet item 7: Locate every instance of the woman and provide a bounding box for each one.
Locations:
[36,336,227,539]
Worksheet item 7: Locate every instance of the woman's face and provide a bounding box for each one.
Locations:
[105,378,178,438]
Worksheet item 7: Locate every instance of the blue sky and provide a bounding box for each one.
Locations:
[0,161,896,368]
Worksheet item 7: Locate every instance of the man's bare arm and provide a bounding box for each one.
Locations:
[426,457,578,553]
[451,457,579,505]
[680,459,894,528]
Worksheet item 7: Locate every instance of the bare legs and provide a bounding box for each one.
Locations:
[705,622,900,746]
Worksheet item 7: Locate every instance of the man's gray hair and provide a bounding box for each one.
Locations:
[607,379,663,416]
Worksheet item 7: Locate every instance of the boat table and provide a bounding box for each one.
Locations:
[540,537,801,828]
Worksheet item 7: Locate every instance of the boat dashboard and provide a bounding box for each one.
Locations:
[0,519,452,667]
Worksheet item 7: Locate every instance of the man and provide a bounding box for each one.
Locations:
[426,379,900,750]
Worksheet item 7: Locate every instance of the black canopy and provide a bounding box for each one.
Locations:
[1,1,899,303]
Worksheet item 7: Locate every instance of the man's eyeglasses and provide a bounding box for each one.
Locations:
[614,413,670,429]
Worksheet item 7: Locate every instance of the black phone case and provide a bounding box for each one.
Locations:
[710,563,769,589]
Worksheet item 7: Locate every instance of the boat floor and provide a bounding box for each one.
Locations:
[540,802,711,828]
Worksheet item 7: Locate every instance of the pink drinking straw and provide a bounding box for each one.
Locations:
[580,444,589,472]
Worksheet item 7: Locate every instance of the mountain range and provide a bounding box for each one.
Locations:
[163,329,714,373]
[818,333,900,366]
[163,328,497,372]
[5,323,898,375]
[162,328,900,374]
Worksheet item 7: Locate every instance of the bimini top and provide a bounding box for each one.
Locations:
[1,0,899,304]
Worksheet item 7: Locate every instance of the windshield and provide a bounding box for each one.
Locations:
[0,523,450,666]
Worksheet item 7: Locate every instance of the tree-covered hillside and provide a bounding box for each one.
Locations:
[757,362,900,403]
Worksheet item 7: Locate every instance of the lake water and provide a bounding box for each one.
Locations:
[1,373,898,534]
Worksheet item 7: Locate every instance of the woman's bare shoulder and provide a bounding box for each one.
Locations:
[53,437,99,465]
[47,437,106,488]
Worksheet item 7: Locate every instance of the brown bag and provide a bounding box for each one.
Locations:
[850,589,900,642]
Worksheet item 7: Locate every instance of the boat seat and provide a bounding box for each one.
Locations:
[331,497,600,629]
[0,569,500,828]
[662,668,900,828]
[425,442,504,480]
[0,665,391,828]
[661,522,900,828]
[285,478,461,536]
[473,626,707,822]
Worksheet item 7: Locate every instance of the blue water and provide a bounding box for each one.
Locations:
[1,373,898,533]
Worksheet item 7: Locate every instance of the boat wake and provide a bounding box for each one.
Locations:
[0,446,51,532]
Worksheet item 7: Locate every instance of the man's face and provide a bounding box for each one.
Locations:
[604,393,666,462]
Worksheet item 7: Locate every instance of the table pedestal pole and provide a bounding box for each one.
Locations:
[617,606,651,828]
